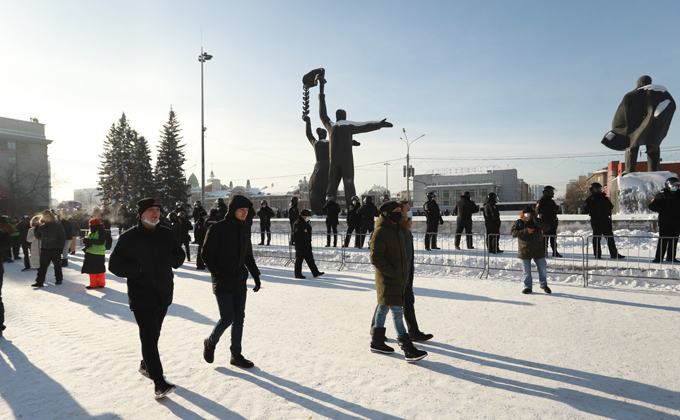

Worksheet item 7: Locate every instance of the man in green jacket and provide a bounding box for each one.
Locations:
[511,205,552,295]
[369,201,427,362]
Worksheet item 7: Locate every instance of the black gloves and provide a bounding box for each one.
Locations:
[253,278,261,292]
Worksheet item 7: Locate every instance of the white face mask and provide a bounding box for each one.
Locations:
[406,210,413,218]
[524,213,533,219]
[144,217,160,226]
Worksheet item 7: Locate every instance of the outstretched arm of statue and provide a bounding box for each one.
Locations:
[348,118,394,135]
[303,115,316,146]
[352,140,361,146]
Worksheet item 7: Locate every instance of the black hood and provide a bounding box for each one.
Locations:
[226,195,253,219]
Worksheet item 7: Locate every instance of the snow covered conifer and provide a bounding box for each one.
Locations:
[154,107,189,207]
[98,113,137,210]
[130,131,155,200]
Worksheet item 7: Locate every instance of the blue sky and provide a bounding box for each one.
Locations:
[1,1,679,203]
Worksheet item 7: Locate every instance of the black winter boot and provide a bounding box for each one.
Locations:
[61,259,68,267]
[370,327,394,354]
[397,334,427,362]
[203,338,216,364]
[230,354,254,368]
[154,379,177,399]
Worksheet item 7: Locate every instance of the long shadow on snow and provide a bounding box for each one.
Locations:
[0,339,118,419]
[254,266,377,292]
[156,386,246,420]
[413,286,532,306]
[216,366,406,420]
[558,292,680,313]
[39,278,215,326]
[416,341,679,419]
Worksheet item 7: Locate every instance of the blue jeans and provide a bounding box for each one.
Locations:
[209,292,247,356]
[521,257,547,289]
[374,304,407,337]
[0,271,4,331]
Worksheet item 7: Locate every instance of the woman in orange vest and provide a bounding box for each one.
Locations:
[82,217,107,290]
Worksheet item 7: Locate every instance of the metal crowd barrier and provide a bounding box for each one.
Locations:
[485,234,586,285]
[413,232,488,273]
[585,234,680,286]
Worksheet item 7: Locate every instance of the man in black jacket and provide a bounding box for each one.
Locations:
[583,183,625,260]
[256,200,275,246]
[178,212,193,261]
[357,196,379,249]
[293,209,324,279]
[201,195,261,369]
[194,210,208,270]
[423,192,444,250]
[536,186,562,258]
[649,177,680,263]
[32,210,66,287]
[215,198,228,219]
[483,193,502,254]
[288,197,300,245]
[59,212,73,267]
[108,198,186,399]
[343,196,361,248]
[322,194,341,247]
[453,191,479,250]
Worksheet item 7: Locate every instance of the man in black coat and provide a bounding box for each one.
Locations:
[256,200,275,246]
[0,226,12,337]
[32,210,66,287]
[59,213,73,267]
[288,197,300,245]
[17,216,31,271]
[649,177,680,263]
[322,194,341,247]
[483,193,502,254]
[343,196,361,248]
[178,212,193,262]
[192,200,205,243]
[583,183,625,260]
[194,210,208,270]
[423,192,444,250]
[201,195,261,369]
[293,209,324,279]
[215,198,228,220]
[108,198,185,399]
[357,196,379,249]
[453,191,479,250]
[536,186,562,258]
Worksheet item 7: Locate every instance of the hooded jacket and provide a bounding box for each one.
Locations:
[370,213,408,306]
[510,212,551,259]
[108,220,185,310]
[201,195,260,295]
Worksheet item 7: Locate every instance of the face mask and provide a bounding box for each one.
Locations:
[388,212,402,223]
[672,187,679,192]
[406,210,413,219]
[523,213,533,219]
[144,217,160,226]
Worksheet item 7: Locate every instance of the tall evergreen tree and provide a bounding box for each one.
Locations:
[154,107,189,207]
[130,131,156,200]
[98,113,136,210]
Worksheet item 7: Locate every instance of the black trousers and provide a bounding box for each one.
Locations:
[344,225,360,248]
[455,220,473,248]
[371,281,419,334]
[591,218,620,258]
[36,248,63,283]
[544,223,558,254]
[486,226,500,253]
[424,224,439,250]
[132,306,168,382]
[358,226,374,249]
[11,237,21,259]
[260,224,271,245]
[196,241,205,269]
[326,220,338,246]
[295,249,320,277]
[655,225,680,261]
[183,240,191,261]
[22,242,30,269]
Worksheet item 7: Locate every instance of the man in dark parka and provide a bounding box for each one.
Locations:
[288,197,300,245]
[536,186,562,258]
[293,209,324,279]
[201,195,261,369]
[356,196,379,249]
[369,201,427,362]
[583,183,625,260]
[108,198,185,399]
[649,177,680,263]
[322,194,341,247]
[256,200,275,246]
[453,191,479,250]
[423,192,444,250]
[483,192,502,254]
[343,196,361,248]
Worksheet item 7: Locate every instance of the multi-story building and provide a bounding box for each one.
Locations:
[0,116,53,213]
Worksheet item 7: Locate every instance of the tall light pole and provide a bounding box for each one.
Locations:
[384,161,390,196]
[400,128,424,204]
[199,48,212,205]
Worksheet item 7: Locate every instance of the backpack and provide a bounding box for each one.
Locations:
[105,230,113,250]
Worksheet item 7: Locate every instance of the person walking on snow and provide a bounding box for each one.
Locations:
[32,210,66,287]
[108,198,186,399]
[201,195,262,369]
[82,217,107,290]
[369,200,428,362]
[511,206,552,294]
[293,209,325,279]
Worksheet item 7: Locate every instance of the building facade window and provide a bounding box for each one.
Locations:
[442,190,450,206]
[8,156,16,164]
[7,141,16,150]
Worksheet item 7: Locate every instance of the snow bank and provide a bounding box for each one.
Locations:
[612,171,676,214]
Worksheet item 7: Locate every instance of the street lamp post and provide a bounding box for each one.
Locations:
[400,128,424,204]
[199,48,213,206]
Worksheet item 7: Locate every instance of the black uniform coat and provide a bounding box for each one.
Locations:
[423,199,444,227]
[536,196,560,231]
[346,202,361,228]
[257,206,275,228]
[357,202,379,229]
[649,188,680,233]
[322,200,341,225]
[288,206,300,227]
[201,196,260,295]
[108,221,185,310]
[453,197,479,223]
[583,193,614,220]
[483,201,501,231]
[293,216,313,254]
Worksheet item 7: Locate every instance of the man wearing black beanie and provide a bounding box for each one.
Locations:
[109,198,186,399]
[201,195,262,369]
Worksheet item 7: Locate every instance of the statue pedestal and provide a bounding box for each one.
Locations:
[609,171,677,214]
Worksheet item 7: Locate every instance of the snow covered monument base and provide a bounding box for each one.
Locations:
[609,171,677,214]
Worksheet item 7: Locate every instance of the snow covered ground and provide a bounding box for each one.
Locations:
[1,247,680,419]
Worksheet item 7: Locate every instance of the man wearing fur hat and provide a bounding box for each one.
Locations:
[510,206,552,294]
[201,195,262,369]
[109,198,186,399]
